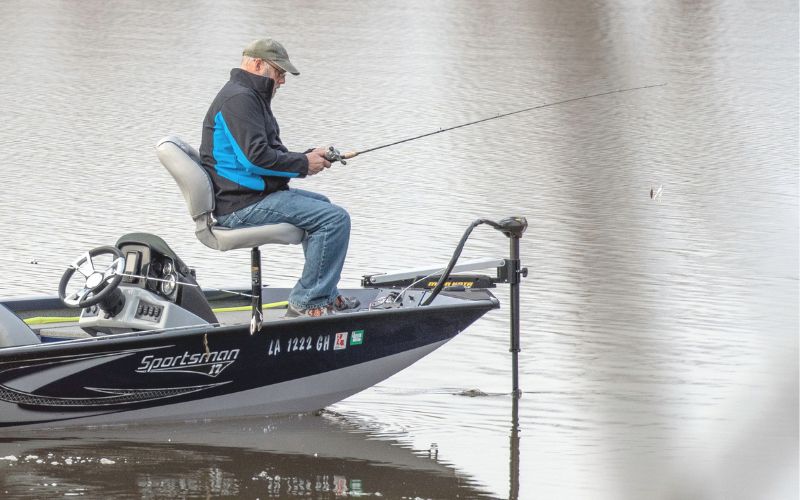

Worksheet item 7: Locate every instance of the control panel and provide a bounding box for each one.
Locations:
[77,286,209,335]
[82,304,101,318]
[135,300,164,322]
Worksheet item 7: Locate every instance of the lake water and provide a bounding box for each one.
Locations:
[0,0,797,498]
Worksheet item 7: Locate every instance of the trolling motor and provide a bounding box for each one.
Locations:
[362,216,528,397]
[422,217,527,397]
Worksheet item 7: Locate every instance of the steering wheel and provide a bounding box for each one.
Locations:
[59,246,125,308]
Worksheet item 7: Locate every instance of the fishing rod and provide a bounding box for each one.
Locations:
[325,82,666,164]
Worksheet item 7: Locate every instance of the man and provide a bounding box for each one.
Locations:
[199,38,358,317]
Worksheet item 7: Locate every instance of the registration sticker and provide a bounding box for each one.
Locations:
[350,330,364,346]
[334,332,348,350]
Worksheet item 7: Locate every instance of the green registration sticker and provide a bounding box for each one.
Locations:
[350,330,364,346]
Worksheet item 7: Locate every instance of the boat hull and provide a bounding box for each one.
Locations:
[0,297,496,429]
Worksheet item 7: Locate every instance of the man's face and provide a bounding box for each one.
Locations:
[261,59,286,98]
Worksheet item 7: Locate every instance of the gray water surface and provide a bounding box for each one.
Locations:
[0,1,797,498]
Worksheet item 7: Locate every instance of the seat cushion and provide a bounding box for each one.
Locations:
[209,223,305,251]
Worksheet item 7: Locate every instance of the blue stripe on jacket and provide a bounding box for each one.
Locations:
[212,111,300,190]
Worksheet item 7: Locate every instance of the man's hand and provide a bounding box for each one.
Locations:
[305,147,332,176]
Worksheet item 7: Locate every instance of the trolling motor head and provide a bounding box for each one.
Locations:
[480,216,528,239]
[494,216,528,238]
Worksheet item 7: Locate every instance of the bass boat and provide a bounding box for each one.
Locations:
[0,137,527,430]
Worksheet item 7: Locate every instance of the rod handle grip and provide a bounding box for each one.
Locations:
[342,151,359,160]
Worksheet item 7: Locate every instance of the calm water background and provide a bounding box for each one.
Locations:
[0,0,797,498]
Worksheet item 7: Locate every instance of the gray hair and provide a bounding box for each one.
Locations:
[241,55,260,66]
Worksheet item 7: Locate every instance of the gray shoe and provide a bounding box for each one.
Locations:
[333,295,361,312]
[284,303,335,318]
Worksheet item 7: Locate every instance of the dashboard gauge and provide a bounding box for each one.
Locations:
[162,260,174,276]
[160,273,177,296]
[150,261,162,275]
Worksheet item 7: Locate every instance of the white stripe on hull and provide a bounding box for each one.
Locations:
[0,340,449,430]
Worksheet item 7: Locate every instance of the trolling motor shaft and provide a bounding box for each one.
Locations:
[503,218,526,399]
[489,217,527,398]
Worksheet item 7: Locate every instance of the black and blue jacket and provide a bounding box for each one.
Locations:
[200,68,309,216]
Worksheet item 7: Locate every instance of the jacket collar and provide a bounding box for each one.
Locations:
[229,68,275,103]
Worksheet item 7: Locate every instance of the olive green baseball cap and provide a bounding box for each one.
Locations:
[242,38,300,75]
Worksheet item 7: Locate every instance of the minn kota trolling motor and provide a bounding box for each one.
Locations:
[360,216,529,398]
[424,216,528,398]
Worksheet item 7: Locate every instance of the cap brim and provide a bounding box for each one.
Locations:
[273,59,300,76]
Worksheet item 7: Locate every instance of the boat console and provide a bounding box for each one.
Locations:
[59,233,217,335]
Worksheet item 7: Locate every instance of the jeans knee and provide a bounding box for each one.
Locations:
[332,206,350,232]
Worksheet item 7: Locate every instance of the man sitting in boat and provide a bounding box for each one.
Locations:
[199,38,358,318]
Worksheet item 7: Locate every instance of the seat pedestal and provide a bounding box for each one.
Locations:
[250,247,263,334]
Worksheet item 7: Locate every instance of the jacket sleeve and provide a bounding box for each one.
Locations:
[219,93,309,177]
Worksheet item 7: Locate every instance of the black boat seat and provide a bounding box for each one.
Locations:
[0,304,41,348]
[155,136,305,251]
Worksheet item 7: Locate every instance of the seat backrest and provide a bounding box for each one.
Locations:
[0,304,41,348]
[156,136,214,218]
[156,136,223,250]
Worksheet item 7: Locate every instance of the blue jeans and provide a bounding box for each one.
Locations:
[216,188,350,310]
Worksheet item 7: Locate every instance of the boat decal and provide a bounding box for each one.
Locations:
[285,336,313,353]
[334,332,348,350]
[1,347,170,392]
[136,349,239,378]
[268,338,281,356]
[0,381,229,408]
[350,330,364,346]
[268,334,333,357]
[316,334,331,351]
[0,346,170,373]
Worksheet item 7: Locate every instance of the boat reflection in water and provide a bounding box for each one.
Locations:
[0,411,493,498]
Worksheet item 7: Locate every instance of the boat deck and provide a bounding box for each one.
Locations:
[16,287,388,342]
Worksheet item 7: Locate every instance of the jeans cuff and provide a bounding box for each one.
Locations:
[289,299,332,310]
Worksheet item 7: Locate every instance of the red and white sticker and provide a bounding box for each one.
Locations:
[334,332,349,350]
